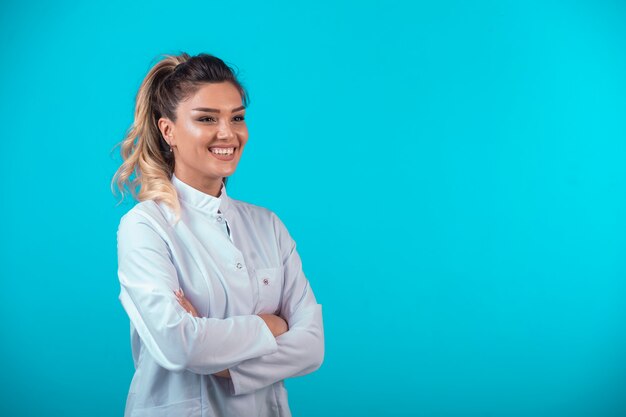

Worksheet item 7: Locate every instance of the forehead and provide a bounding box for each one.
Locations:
[180,82,243,110]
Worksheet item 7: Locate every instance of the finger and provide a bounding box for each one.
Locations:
[175,295,189,309]
[178,297,189,308]
[181,300,193,313]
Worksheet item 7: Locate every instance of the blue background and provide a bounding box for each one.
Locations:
[1,0,626,416]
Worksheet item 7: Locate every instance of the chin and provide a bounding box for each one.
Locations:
[218,168,237,177]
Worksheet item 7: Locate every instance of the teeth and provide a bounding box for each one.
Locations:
[210,147,234,155]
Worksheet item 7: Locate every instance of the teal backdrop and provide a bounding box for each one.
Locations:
[1,1,625,416]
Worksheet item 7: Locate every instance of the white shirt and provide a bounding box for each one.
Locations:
[116,174,324,417]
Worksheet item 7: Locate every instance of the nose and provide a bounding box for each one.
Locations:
[216,120,234,140]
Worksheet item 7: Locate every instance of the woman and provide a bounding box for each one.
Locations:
[111,52,324,417]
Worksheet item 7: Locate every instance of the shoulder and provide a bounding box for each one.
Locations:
[229,197,295,247]
[118,200,169,229]
[229,197,279,224]
[117,200,174,253]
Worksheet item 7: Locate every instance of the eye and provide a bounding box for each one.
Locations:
[198,116,216,123]
[233,114,245,122]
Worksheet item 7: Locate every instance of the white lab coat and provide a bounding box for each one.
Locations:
[116,174,324,417]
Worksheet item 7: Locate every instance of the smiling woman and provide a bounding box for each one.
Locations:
[111,52,324,417]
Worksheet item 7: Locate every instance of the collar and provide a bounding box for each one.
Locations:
[171,173,231,214]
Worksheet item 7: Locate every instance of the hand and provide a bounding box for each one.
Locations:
[174,288,199,317]
[257,314,289,337]
[174,289,231,379]
[213,369,231,378]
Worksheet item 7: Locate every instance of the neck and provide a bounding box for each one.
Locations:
[173,169,223,197]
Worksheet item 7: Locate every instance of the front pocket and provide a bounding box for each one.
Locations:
[130,397,202,417]
[254,267,284,314]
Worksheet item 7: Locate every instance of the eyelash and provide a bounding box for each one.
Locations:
[199,115,245,123]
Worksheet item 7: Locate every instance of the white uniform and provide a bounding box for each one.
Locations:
[116,174,324,417]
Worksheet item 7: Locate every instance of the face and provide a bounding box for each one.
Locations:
[158,82,248,196]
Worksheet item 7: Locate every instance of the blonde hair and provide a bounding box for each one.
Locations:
[111,52,249,219]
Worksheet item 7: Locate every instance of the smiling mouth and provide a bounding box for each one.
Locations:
[208,147,235,156]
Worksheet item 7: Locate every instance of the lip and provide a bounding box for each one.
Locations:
[208,145,238,149]
[208,146,237,161]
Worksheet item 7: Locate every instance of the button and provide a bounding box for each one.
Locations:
[216,216,223,223]
[236,262,243,270]
[263,278,270,285]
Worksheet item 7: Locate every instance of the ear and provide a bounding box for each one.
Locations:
[158,117,176,147]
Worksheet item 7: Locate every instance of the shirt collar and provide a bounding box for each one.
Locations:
[171,173,231,214]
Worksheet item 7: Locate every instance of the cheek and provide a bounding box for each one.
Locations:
[180,121,209,142]
[238,128,249,147]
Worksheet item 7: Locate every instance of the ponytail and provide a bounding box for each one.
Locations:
[111,54,188,219]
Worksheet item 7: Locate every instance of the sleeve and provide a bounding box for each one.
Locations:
[228,212,325,396]
[117,209,278,374]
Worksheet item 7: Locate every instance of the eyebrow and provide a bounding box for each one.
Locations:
[192,106,246,113]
